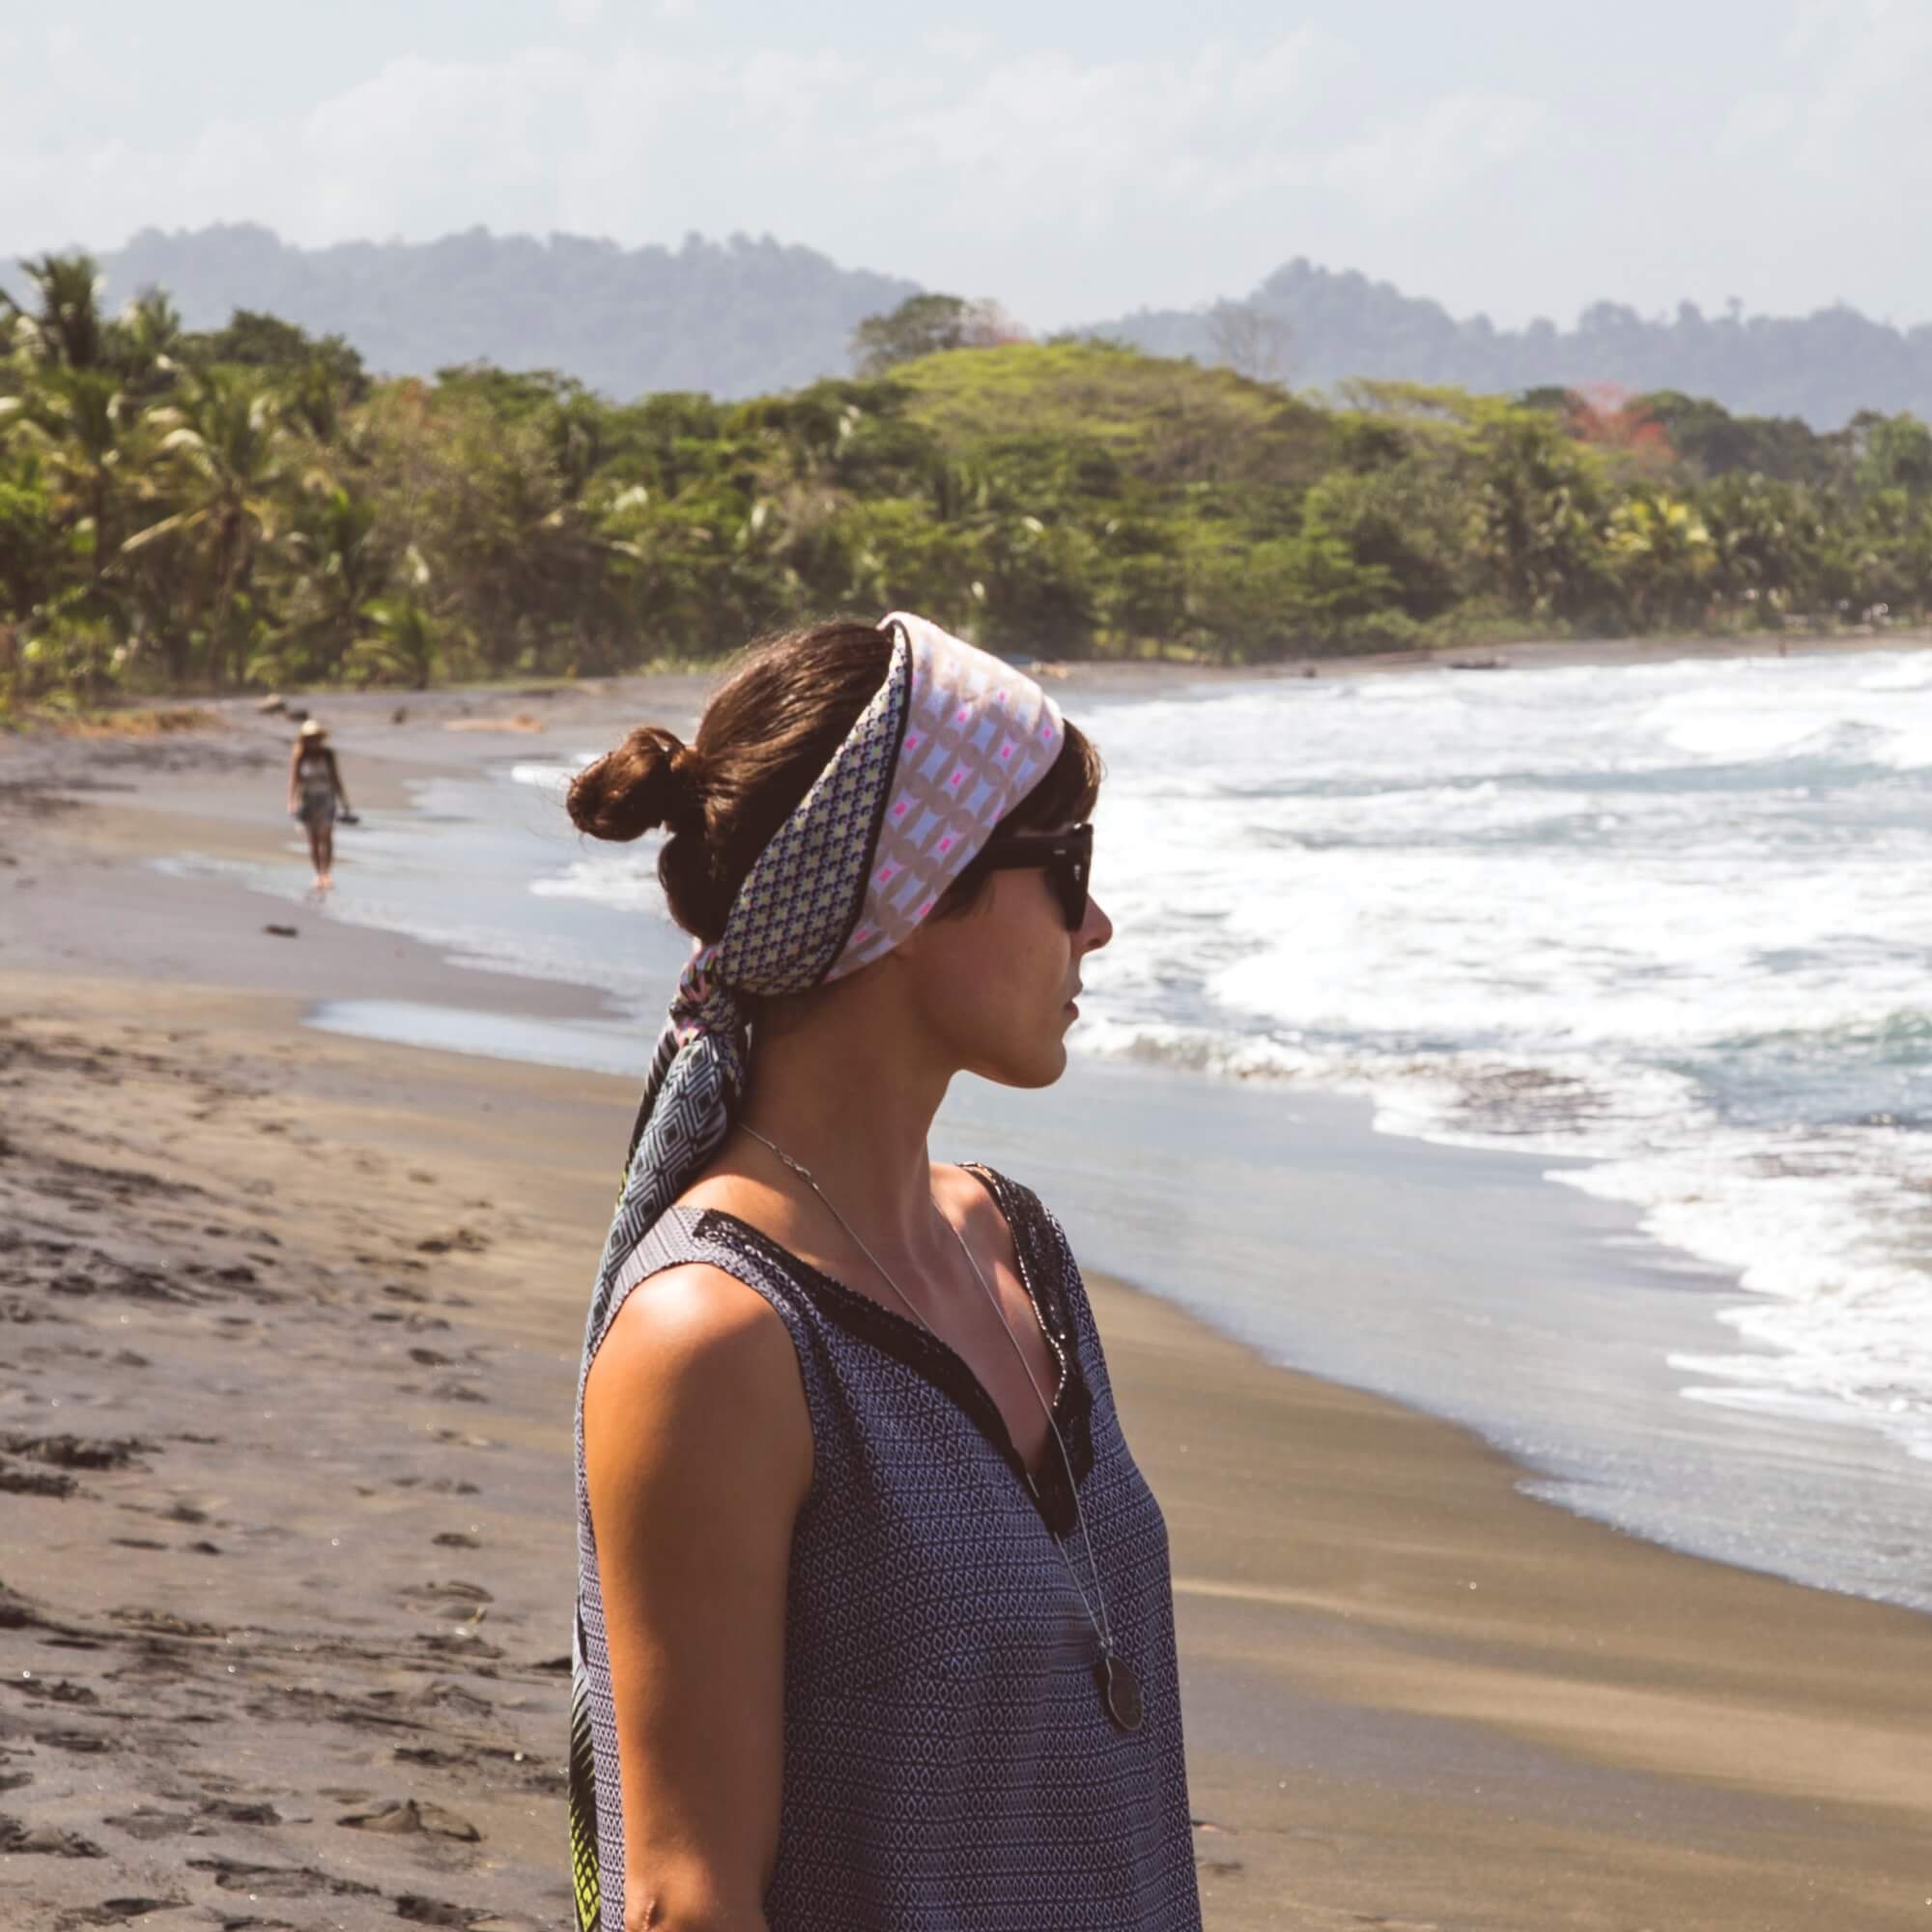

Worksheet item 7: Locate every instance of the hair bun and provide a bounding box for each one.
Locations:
[568,724,707,843]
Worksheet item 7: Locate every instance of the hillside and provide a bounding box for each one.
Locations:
[4,223,917,401]
[890,340,1336,489]
[1090,259,1932,431]
[8,224,1931,428]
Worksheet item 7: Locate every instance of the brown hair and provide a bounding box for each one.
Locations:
[567,619,1101,944]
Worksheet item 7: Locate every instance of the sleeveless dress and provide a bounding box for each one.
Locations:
[294,747,336,830]
[572,1165,1203,1932]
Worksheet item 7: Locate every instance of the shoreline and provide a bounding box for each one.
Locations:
[6,657,1932,1925]
[9,664,1931,1612]
[17,619,1930,735]
[14,668,1932,1615]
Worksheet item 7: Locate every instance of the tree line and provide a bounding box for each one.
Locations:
[4,262,1930,712]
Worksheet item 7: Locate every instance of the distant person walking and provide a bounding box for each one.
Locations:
[287,720,350,894]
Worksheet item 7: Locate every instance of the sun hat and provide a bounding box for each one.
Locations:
[298,720,327,739]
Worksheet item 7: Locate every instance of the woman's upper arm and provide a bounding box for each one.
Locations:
[582,1262,811,1927]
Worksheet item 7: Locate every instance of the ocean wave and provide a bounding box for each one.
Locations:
[509,753,602,791]
[1077,1012,1932,1471]
[529,852,664,912]
[1071,643,1932,1483]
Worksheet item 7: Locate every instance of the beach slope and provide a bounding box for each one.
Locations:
[4,694,1930,1930]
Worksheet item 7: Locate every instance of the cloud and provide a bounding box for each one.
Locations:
[0,28,1561,325]
[39,32,1364,250]
[1715,90,1794,159]
[1319,92,1557,219]
[1785,0,1932,184]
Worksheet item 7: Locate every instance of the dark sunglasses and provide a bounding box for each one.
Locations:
[977,822,1093,929]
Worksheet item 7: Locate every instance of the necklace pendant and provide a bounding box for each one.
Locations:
[1095,1650,1144,1733]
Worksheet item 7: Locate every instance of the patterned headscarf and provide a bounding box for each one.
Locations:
[568,611,1063,1929]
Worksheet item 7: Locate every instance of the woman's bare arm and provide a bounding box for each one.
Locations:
[327,749,351,811]
[286,742,300,812]
[583,1264,812,1931]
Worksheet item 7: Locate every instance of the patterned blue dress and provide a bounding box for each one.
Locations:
[572,1166,1203,1931]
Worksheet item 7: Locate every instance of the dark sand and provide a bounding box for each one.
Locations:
[3,667,1931,1931]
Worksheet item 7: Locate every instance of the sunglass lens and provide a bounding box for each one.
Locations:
[1057,839,1090,928]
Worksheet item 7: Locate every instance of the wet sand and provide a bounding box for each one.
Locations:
[4,682,1931,1930]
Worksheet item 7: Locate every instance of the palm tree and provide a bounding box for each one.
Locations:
[125,366,291,683]
[4,254,112,372]
[352,593,439,688]
[0,366,135,613]
[115,289,185,398]
[258,481,387,683]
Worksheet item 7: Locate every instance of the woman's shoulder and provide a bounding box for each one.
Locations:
[582,1258,814,1521]
[598,1255,795,1380]
[585,1253,805,1440]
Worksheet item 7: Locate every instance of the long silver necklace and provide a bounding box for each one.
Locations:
[739,1123,1144,1734]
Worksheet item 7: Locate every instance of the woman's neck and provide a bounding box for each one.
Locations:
[734,986,952,1260]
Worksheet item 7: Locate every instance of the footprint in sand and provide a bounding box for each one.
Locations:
[0,1814,103,1857]
[187,1853,380,1900]
[66,1900,187,1925]
[395,1896,491,1927]
[414,1227,490,1256]
[0,1462,79,1497]
[37,1729,114,1755]
[101,1806,196,1841]
[402,1580,494,1608]
[9,1679,99,1708]
[337,1796,482,1842]
[1,1432,154,1471]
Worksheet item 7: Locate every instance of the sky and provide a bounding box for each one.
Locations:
[4,0,1931,332]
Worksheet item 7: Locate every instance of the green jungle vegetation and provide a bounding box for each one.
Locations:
[4,264,1931,714]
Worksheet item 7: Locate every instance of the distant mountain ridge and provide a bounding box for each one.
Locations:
[9,222,918,400]
[6,224,1929,426]
[1089,259,1932,431]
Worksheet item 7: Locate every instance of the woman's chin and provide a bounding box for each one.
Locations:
[971,1037,1070,1092]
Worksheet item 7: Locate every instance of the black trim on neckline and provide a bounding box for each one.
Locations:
[688,1172,1094,1536]
[959,1164,1096,1514]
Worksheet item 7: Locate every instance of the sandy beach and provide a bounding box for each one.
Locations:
[5,660,1932,1930]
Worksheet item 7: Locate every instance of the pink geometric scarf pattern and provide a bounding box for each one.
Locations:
[830,611,1064,980]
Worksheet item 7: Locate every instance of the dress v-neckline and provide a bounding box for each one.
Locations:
[683,1166,1094,1531]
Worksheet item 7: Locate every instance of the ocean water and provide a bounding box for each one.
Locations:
[508,648,1932,1484]
[1069,649,1932,1483]
[182,644,1932,1607]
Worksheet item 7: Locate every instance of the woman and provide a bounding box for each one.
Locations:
[286,719,350,894]
[569,612,1201,1932]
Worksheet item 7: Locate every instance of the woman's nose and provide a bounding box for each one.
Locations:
[1081,895,1114,955]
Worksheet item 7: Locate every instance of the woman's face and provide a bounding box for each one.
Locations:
[897,837,1114,1090]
